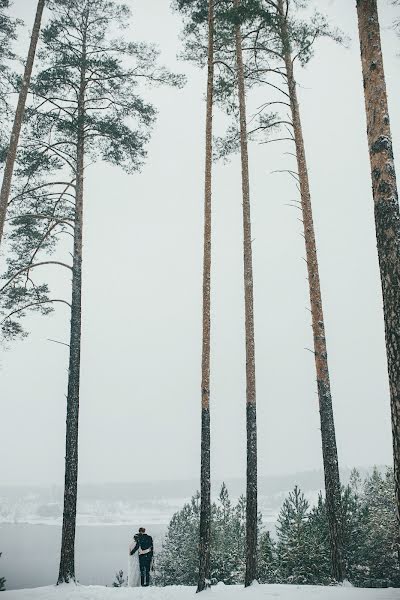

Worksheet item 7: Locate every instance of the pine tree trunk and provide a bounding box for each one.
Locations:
[356,0,400,560]
[234,0,258,587]
[197,0,214,592]
[57,22,86,585]
[0,0,45,248]
[277,0,345,582]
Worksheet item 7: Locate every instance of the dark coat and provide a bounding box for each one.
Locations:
[130,533,153,557]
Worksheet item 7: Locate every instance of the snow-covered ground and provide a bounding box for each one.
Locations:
[1,584,399,600]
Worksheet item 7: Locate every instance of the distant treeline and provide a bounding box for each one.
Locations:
[0,467,385,503]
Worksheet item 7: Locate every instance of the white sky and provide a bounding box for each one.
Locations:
[0,0,399,486]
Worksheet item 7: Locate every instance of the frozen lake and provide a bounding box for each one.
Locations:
[0,523,167,590]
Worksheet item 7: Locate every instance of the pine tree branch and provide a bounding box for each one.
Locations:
[33,94,78,117]
[248,120,293,137]
[263,0,279,10]
[259,136,294,145]
[6,214,74,225]
[256,100,290,110]
[246,75,289,98]
[1,298,71,323]
[292,31,319,65]
[27,220,71,273]
[0,261,73,294]
[47,338,70,347]
[213,59,236,75]
[272,168,300,182]
[10,181,76,204]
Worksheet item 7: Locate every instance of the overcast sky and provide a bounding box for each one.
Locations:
[0,0,399,487]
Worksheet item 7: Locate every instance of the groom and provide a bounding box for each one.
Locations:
[130,527,154,587]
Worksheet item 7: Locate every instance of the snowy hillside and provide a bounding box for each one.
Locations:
[1,584,399,600]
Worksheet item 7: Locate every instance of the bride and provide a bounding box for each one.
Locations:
[128,534,141,587]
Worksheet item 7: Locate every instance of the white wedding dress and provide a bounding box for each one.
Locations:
[128,540,141,587]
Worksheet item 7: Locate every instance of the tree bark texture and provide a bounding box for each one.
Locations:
[234,0,258,587]
[0,0,45,248]
[57,18,86,585]
[277,0,345,582]
[356,0,400,559]
[197,0,214,593]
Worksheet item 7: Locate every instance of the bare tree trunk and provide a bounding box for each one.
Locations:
[0,0,45,248]
[234,0,258,587]
[277,0,345,582]
[197,0,214,593]
[57,19,86,585]
[356,0,400,561]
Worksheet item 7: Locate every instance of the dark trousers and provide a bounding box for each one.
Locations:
[139,554,152,587]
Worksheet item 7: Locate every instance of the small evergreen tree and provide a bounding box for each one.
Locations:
[340,470,368,585]
[212,484,252,584]
[212,483,236,584]
[306,493,335,585]
[0,552,6,592]
[258,531,278,584]
[360,468,400,587]
[156,492,201,586]
[112,569,126,587]
[276,486,315,584]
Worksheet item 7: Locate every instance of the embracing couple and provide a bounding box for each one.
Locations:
[128,527,154,587]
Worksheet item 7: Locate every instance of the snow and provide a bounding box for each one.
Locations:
[1,584,399,600]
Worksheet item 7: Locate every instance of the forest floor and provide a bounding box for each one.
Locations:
[1,583,399,600]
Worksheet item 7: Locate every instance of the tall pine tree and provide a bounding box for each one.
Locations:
[175,0,259,585]
[356,0,400,562]
[199,0,214,591]
[275,0,344,580]
[232,0,258,586]
[206,0,346,580]
[0,0,183,583]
